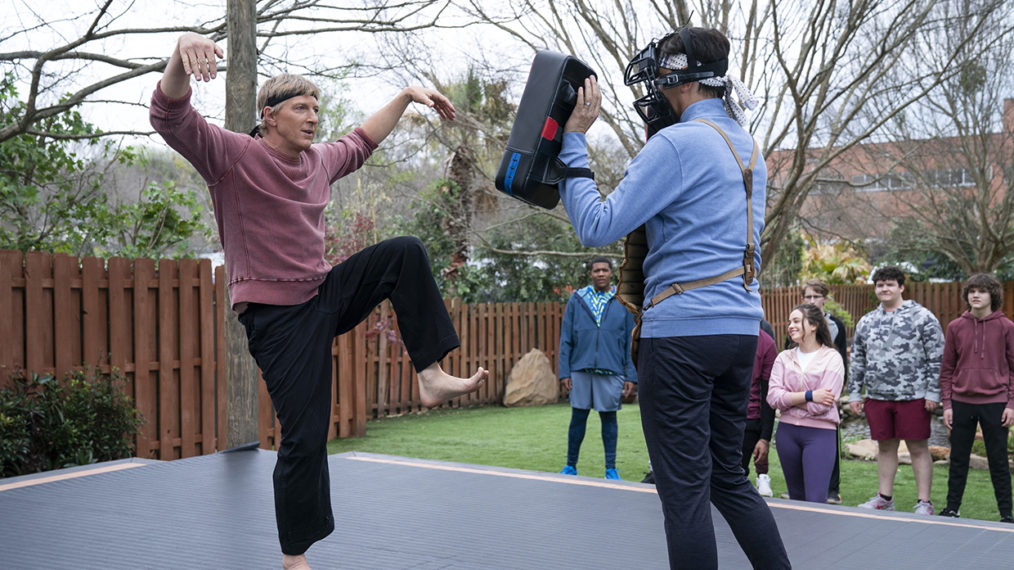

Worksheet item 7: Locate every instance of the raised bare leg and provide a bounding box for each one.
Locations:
[282,554,311,569]
[418,363,488,407]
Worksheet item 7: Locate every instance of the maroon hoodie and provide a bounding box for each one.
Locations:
[939,310,1014,409]
[150,84,377,308]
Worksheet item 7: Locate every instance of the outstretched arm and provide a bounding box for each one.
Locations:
[159,33,224,99]
[359,87,455,145]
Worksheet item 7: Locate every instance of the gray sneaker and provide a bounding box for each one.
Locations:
[858,494,895,510]
[914,500,934,515]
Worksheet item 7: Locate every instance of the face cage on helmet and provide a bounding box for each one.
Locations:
[632,89,678,130]
[625,33,681,131]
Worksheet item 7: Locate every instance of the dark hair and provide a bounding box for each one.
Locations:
[963,273,1003,312]
[790,304,834,349]
[871,266,906,287]
[802,278,829,298]
[587,256,613,272]
[658,27,730,99]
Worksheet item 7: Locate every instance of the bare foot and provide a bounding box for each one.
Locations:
[282,554,311,569]
[418,363,488,407]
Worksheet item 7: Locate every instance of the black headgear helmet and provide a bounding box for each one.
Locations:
[624,28,729,132]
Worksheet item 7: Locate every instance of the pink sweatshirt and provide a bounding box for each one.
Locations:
[766,345,844,430]
[940,310,1014,409]
[149,84,377,308]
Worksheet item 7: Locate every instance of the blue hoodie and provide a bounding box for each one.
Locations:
[558,288,637,381]
[560,98,765,338]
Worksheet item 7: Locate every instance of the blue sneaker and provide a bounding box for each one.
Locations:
[561,465,577,475]
[605,468,621,480]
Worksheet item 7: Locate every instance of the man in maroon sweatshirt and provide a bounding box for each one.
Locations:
[938,273,1014,522]
[150,33,487,569]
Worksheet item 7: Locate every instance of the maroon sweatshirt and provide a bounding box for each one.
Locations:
[149,83,377,308]
[749,329,776,421]
[939,310,1014,409]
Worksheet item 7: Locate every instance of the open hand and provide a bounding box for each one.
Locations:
[178,33,223,82]
[404,86,456,120]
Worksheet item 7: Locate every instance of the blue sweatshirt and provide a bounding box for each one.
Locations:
[558,288,637,381]
[560,98,765,338]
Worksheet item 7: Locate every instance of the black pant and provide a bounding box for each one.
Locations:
[639,335,789,570]
[239,236,459,554]
[828,425,841,497]
[946,400,1012,516]
[741,419,769,476]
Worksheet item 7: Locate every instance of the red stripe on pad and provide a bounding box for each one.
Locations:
[541,117,558,140]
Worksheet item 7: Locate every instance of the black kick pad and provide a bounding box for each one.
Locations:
[495,51,596,209]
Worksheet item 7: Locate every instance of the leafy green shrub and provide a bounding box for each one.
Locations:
[0,369,143,477]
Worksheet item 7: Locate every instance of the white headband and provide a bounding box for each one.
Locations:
[658,53,758,127]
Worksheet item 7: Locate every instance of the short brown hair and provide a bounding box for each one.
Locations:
[963,273,1003,312]
[802,278,829,298]
[254,73,321,136]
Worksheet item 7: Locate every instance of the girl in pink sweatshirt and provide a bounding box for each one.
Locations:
[767,304,845,502]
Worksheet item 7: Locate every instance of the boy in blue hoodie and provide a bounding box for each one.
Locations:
[558,257,637,480]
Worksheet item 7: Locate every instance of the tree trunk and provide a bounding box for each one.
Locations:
[222,0,260,449]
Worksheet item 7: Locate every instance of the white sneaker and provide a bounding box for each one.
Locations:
[756,474,773,497]
[914,500,934,516]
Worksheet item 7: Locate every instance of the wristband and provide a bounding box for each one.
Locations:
[805,390,813,402]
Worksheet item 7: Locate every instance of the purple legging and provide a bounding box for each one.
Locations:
[775,421,837,503]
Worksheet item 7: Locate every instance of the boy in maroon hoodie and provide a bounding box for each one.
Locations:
[938,273,1014,522]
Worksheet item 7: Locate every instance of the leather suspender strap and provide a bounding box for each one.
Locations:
[645,119,760,310]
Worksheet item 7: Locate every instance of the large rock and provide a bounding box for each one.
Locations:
[503,349,560,407]
[845,440,988,468]
[845,439,879,460]
[969,454,991,470]
[929,446,950,461]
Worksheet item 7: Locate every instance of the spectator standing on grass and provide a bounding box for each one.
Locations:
[744,325,777,497]
[800,278,849,504]
[558,257,637,480]
[849,266,943,515]
[767,304,844,503]
[938,273,1014,522]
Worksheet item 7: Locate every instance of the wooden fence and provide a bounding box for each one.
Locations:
[0,250,224,461]
[0,250,562,460]
[6,247,1011,461]
[762,281,1014,344]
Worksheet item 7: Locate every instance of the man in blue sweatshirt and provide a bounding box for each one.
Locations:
[558,257,637,480]
[559,27,788,570]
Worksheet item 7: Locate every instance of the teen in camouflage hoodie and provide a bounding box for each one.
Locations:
[848,299,944,403]
[848,266,944,515]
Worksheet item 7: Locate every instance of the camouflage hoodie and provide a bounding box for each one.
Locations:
[848,300,944,402]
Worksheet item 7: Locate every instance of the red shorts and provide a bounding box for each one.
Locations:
[864,398,931,441]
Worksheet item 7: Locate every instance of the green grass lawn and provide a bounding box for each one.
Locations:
[327,402,1011,522]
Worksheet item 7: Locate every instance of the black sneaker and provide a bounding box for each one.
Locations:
[938,508,960,518]
[641,470,655,484]
[1001,514,1014,523]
